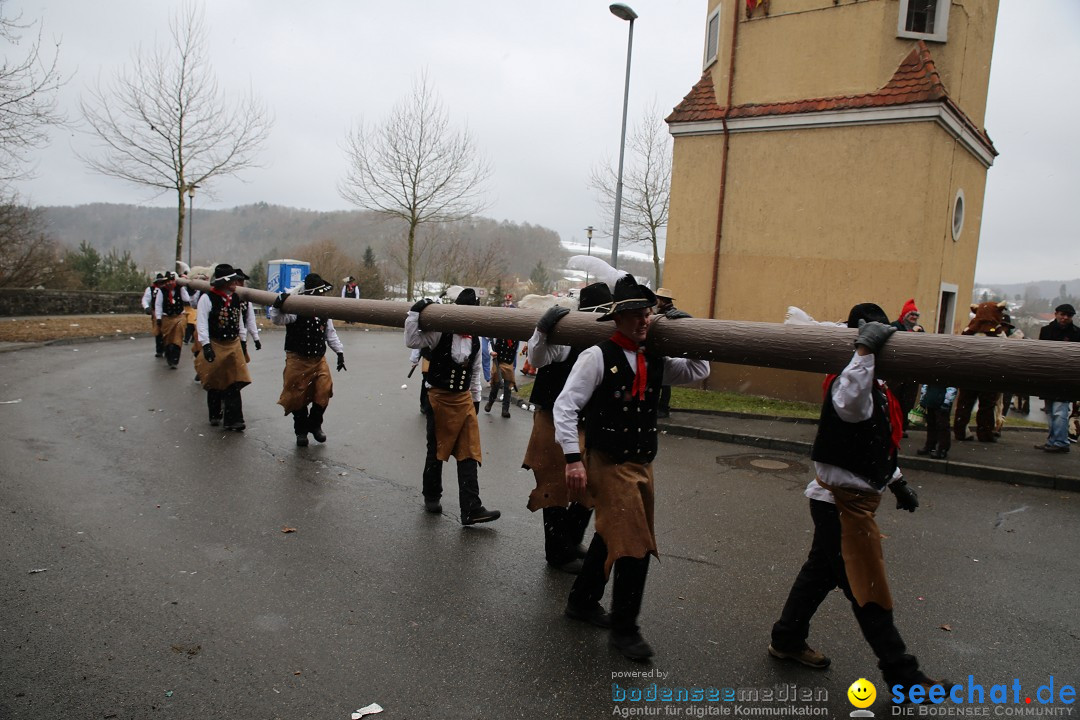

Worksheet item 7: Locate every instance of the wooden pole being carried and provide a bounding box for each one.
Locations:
[181,279,1080,398]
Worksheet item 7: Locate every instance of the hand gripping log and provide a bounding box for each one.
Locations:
[180,279,1079,398]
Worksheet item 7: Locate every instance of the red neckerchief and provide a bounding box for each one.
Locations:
[821,374,904,453]
[209,287,232,307]
[164,282,176,304]
[610,331,647,400]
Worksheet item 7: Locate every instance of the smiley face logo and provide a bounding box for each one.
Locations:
[848,678,877,708]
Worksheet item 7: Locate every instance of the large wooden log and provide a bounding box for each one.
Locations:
[180,279,1080,398]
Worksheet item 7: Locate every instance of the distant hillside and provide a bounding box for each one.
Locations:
[39,203,567,283]
[974,278,1080,305]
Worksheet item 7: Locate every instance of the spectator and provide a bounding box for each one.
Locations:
[916,384,956,460]
[1034,303,1080,453]
[890,299,924,436]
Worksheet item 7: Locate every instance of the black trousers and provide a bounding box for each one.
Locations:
[207,383,244,425]
[542,503,592,565]
[771,499,920,685]
[164,343,181,367]
[568,533,650,635]
[422,401,481,513]
[487,372,512,412]
[921,408,951,453]
[657,385,672,414]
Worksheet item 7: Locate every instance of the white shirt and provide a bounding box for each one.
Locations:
[238,301,260,343]
[153,285,191,320]
[553,343,711,456]
[804,351,902,503]
[141,286,154,309]
[526,328,570,369]
[267,306,344,354]
[404,310,482,401]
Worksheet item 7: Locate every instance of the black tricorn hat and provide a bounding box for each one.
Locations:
[211,263,244,285]
[301,273,332,295]
[455,288,478,306]
[578,281,613,313]
[597,275,657,321]
[846,302,889,329]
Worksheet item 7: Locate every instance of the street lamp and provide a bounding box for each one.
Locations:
[186,184,198,267]
[609,2,637,269]
[584,225,595,284]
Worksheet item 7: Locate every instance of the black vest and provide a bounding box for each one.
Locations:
[284,316,329,358]
[427,334,480,392]
[492,338,518,366]
[344,285,360,299]
[160,286,185,316]
[810,376,897,489]
[583,340,665,465]
[529,346,582,410]
[206,292,241,341]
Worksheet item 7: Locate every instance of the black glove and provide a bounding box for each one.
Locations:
[411,298,435,314]
[854,320,897,354]
[537,305,570,334]
[665,309,693,320]
[473,401,480,415]
[202,344,216,363]
[144,307,152,315]
[272,292,289,309]
[889,478,919,512]
[241,340,248,356]
[254,339,261,351]
[336,352,347,372]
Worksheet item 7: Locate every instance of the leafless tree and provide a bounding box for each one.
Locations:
[426,227,506,290]
[589,102,671,286]
[0,2,66,186]
[0,198,62,288]
[339,72,491,300]
[79,1,271,264]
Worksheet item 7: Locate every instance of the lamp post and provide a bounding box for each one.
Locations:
[609,2,637,270]
[584,225,595,284]
[186,184,198,267]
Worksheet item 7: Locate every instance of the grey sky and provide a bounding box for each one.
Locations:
[10,0,1078,285]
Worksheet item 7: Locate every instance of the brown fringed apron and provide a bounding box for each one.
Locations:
[194,338,252,391]
[159,314,186,347]
[524,409,588,511]
[277,353,333,414]
[818,479,893,610]
[587,450,657,578]
[150,315,161,336]
[428,388,482,463]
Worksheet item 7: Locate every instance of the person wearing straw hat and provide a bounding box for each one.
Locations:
[405,287,501,526]
[269,273,347,447]
[194,264,252,431]
[523,281,612,575]
[554,274,709,660]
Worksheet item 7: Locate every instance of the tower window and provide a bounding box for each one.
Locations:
[704,5,721,69]
[897,0,949,42]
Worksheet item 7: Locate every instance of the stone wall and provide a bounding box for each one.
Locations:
[0,289,143,316]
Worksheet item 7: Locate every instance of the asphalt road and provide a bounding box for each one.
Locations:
[1,330,1078,720]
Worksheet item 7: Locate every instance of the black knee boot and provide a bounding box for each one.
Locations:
[207,390,222,425]
[166,343,180,368]
[154,334,164,358]
[308,403,326,443]
[222,385,245,431]
[293,407,309,446]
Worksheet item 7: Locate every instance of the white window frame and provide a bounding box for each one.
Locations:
[938,283,959,335]
[703,4,722,70]
[951,188,965,241]
[897,0,949,43]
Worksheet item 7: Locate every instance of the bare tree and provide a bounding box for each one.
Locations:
[0,2,66,186]
[339,72,490,300]
[589,102,671,286]
[426,227,507,290]
[80,1,271,264]
[0,199,61,288]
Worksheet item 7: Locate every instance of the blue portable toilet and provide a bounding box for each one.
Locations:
[266,259,309,316]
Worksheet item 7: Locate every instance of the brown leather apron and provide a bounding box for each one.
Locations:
[277,353,333,414]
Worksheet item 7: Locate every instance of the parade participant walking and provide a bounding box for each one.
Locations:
[194,264,252,431]
[484,336,519,418]
[1035,303,1080,453]
[341,276,361,300]
[153,271,191,369]
[269,273,346,447]
[555,274,709,660]
[523,282,612,574]
[652,288,690,418]
[235,272,262,363]
[141,272,166,358]
[768,303,947,696]
[405,288,501,526]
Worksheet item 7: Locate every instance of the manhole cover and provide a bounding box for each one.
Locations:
[750,458,791,470]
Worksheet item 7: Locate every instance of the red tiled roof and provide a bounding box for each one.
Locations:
[666,41,995,153]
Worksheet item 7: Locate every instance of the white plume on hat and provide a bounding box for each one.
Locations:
[566,255,627,292]
[442,285,465,303]
[784,306,846,328]
[518,293,577,311]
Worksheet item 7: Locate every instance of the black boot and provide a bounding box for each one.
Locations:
[166,344,180,368]
[458,458,499,525]
[154,335,164,358]
[207,390,222,426]
[222,385,245,431]
[308,403,327,442]
[293,407,309,447]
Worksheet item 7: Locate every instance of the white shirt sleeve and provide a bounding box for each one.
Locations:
[325,319,344,354]
[830,352,875,423]
[196,293,213,345]
[553,346,605,455]
[661,357,711,386]
[470,344,482,401]
[404,310,442,350]
[243,303,259,341]
[267,305,296,326]
[153,290,163,320]
[141,287,152,309]
[527,328,570,368]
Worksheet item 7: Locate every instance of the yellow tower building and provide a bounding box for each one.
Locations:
[664,0,999,400]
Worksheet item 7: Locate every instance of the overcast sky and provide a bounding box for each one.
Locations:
[10,0,1079,285]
